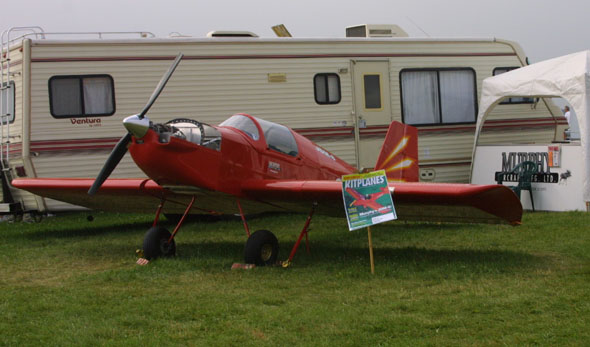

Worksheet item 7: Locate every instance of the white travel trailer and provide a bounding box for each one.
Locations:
[0,25,566,215]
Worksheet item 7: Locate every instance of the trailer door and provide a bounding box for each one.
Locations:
[352,61,392,169]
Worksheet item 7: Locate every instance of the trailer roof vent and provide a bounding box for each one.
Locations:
[168,32,192,38]
[207,31,259,38]
[346,24,408,38]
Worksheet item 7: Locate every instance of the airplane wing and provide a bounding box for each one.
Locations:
[240,180,522,225]
[12,178,522,225]
[11,179,171,213]
[11,178,277,215]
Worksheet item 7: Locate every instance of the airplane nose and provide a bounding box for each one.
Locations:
[123,114,150,139]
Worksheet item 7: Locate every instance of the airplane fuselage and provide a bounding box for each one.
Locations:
[129,114,356,198]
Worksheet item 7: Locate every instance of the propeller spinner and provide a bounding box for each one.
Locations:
[88,53,184,195]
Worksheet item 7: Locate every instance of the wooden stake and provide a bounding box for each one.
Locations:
[367,226,375,274]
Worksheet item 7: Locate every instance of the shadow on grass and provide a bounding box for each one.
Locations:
[172,240,543,274]
[14,210,474,243]
[13,230,544,276]
[11,211,540,275]
[16,212,277,241]
[12,218,212,241]
[331,245,539,268]
[369,221,500,233]
[16,221,151,240]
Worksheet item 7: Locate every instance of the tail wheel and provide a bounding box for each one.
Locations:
[244,229,279,266]
[143,226,176,260]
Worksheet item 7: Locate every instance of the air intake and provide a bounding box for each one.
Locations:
[345,24,408,38]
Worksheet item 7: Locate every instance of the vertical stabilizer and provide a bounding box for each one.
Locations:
[374,121,419,182]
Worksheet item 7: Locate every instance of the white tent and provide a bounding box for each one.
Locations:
[472,50,590,201]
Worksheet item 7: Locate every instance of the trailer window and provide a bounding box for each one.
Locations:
[363,74,382,109]
[49,75,115,118]
[400,68,477,126]
[1,81,15,124]
[493,67,535,104]
[314,73,341,104]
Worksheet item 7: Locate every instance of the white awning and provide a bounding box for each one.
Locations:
[472,50,590,200]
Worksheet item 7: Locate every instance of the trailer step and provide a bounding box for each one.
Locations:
[0,202,21,213]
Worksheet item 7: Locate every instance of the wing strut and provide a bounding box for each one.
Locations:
[282,203,316,268]
[236,199,251,237]
[168,196,196,244]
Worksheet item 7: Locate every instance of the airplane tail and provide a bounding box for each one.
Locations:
[374,121,419,182]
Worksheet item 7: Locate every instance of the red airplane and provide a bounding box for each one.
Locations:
[12,54,523,267]
[345,187,392,213]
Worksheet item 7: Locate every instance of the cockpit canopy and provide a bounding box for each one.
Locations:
[220,114,299,157]
[219,114,260,140]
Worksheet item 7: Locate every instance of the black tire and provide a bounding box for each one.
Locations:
[143,226,176,260]
[244,229,279,266]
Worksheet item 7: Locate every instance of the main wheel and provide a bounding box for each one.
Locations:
[143,226,176,260]
[244,229,279,266]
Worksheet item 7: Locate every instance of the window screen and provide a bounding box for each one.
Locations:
[439,70,476,123]
[314,73,341,104]
[49,75,115,118]
[400,68,477,125]
[1,81,15,123]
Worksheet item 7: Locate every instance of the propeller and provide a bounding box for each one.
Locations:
[88,53,184,195]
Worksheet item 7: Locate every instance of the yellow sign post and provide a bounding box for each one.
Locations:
[367,226,375,275]
[341,170,396,274]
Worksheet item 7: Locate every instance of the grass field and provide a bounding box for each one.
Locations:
[0,210,589,345]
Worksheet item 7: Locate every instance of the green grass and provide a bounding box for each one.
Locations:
[0,211,589,345]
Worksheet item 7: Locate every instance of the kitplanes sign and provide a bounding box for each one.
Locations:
[342,170,397,230]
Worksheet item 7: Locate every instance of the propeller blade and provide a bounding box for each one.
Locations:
[88,133,132,195]
[89,53,183,196]
[137,53,184,119]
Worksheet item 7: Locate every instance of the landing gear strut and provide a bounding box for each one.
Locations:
[281,204,316,268]
[238,201,316,267]
[141,196,195,260]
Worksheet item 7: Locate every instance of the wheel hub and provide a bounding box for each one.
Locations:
[260,244,273,261]
[160,239,172,254]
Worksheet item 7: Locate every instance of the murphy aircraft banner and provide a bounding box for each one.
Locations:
[341,170,397,231]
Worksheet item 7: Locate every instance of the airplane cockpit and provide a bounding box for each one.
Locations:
[160,118,222,151]
[220,114,299,157]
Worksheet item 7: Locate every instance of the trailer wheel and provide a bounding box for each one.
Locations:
[244,229,279,266]
[12,212,23,222]
[143,226,176,260]
[30,211,43,223]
